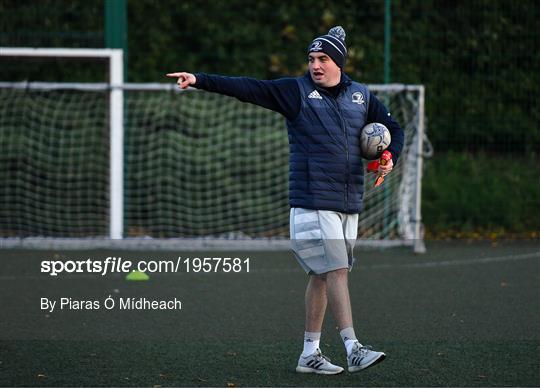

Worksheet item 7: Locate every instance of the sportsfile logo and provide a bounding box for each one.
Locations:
[40,256,251,276]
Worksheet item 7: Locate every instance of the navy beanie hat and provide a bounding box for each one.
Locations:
[307,26,347,69]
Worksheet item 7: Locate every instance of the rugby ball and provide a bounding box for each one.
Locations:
[360,122,391,160]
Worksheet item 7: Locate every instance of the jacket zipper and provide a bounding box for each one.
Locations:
[320,87,350,212]
[335,101,349,212]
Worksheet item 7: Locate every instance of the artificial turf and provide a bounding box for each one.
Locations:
[1,240,538,387]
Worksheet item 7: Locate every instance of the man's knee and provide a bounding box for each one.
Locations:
[326,267,349,281]
[309,273,327,285]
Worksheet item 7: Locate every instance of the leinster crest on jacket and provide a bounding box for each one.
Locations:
[352,92,365,105]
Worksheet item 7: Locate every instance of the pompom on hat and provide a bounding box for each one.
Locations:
[307,26,347,69]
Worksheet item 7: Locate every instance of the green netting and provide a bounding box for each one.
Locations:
[0,86,422,240]
[124,90,289,238]
[0,89,109,237]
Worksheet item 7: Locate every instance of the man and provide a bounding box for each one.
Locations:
[167,26,404,375]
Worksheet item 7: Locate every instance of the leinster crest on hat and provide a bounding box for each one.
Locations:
[309,41,323,52]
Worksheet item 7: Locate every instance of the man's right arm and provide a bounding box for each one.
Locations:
[166,71,300,121]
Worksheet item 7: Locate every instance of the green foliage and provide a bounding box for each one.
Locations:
[423,151,540,234]
[1,1,539,233]
[392,0,539,153]
[1,0,537,152]
[0,0,105,82]
[127,0,384,82]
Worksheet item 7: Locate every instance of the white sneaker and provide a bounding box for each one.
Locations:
[347,343,386,373]
[296,348,344,375]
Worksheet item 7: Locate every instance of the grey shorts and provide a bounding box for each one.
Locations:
[290,207,359,275]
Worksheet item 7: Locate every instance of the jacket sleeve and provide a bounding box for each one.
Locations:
[193,73,300,121]
[367,93,405,165]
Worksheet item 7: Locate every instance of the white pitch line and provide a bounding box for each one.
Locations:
[365,251,540,270]
[250,250,540,273]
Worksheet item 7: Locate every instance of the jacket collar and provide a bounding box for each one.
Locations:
[304,71,352,93]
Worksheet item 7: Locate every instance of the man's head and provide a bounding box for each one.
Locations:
[307,26,347,87]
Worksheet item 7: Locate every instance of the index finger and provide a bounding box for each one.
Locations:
[166,72,183,78]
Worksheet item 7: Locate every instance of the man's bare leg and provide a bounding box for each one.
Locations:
[326,268,353,330]
[326,268,362,355]
[305,274,327,332]
[325,267,386,372]
[296,274,345,375]
[300,275,327,356]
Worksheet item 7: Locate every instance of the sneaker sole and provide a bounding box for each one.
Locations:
[348,353,386,373]
[296,366,344,375]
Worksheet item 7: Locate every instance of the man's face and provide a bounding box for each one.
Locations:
[308,52,341,88]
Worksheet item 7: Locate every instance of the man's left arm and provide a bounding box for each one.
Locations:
[366,93,405,172]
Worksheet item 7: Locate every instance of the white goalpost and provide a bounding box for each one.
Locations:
[0,47,426,252]
[0,47,124,240]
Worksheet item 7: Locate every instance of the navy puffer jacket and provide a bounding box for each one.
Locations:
[288,74,370,213]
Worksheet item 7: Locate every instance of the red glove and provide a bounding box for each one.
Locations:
[367,151,393,187]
